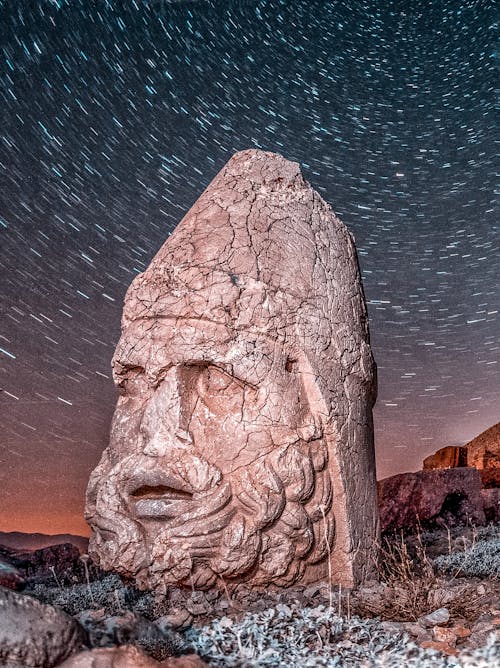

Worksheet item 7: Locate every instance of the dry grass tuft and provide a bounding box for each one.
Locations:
[352,527,491,623]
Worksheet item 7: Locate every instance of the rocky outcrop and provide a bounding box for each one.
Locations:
[378,468,485,533]
[0,586,86,667]
[423,446,467,470]
[423,422,499,472]
[14,542,83,583]
[85,149,379,592]
[465,422,500,469]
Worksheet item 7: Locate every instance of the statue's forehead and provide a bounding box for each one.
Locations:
[113,317,287,384]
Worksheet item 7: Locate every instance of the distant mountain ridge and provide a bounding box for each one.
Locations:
[0,531,88,553]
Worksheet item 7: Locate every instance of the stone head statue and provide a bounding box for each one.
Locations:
[85,149,378,592]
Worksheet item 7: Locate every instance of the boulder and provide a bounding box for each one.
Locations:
[0,586,86,667]
[85,149,379,592]
[58,647,208,668]
[378,468,486,533]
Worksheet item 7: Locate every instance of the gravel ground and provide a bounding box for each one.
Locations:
[184,605,500,667]
[22,522,500,666]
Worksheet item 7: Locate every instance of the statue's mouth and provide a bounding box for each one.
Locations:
[126,471,194,519]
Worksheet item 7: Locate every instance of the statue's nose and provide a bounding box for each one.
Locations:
[140,369,194,457]
[142,428,193,457]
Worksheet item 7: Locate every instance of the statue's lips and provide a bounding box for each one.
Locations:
[126,470,194,519]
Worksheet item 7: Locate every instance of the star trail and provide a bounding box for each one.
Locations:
[0,0,497,535]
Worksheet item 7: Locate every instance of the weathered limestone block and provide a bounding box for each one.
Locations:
[85,149,378,592]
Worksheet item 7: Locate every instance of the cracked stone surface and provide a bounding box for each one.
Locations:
[85,149,378,592]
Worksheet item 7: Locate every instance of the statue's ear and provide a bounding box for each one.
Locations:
[297,412,323,442]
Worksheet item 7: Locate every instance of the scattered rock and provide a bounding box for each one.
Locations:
[452,625,472,639]
[433,625,458,646]
[420,640,459,656]
[402,622,429,643]
[185,592,211,617]
[76,607,107,624]
[0,586,86,667]
[303,583,323,599]
[379,620,405,634]
[468,618,500,649]
[352,581,392,615]
[156,609,193,630]
[76,609,182,660]
[418,607,450,628]
[427,585,462,609]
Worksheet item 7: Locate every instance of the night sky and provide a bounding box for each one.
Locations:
[1,0,497,536]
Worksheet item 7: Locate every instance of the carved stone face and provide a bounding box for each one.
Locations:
[85,149,379,592]
[86,316,334,591]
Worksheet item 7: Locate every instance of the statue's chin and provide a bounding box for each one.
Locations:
[91,532,243,592]
[89,481,249,589]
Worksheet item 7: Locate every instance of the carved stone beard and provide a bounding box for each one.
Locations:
[86,436,334,592]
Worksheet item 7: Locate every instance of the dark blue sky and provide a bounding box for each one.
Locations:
[0,0,497,534]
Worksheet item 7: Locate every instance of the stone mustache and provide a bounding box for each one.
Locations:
[85,149,379,592]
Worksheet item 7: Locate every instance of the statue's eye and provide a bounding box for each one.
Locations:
[117,365,145,395]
